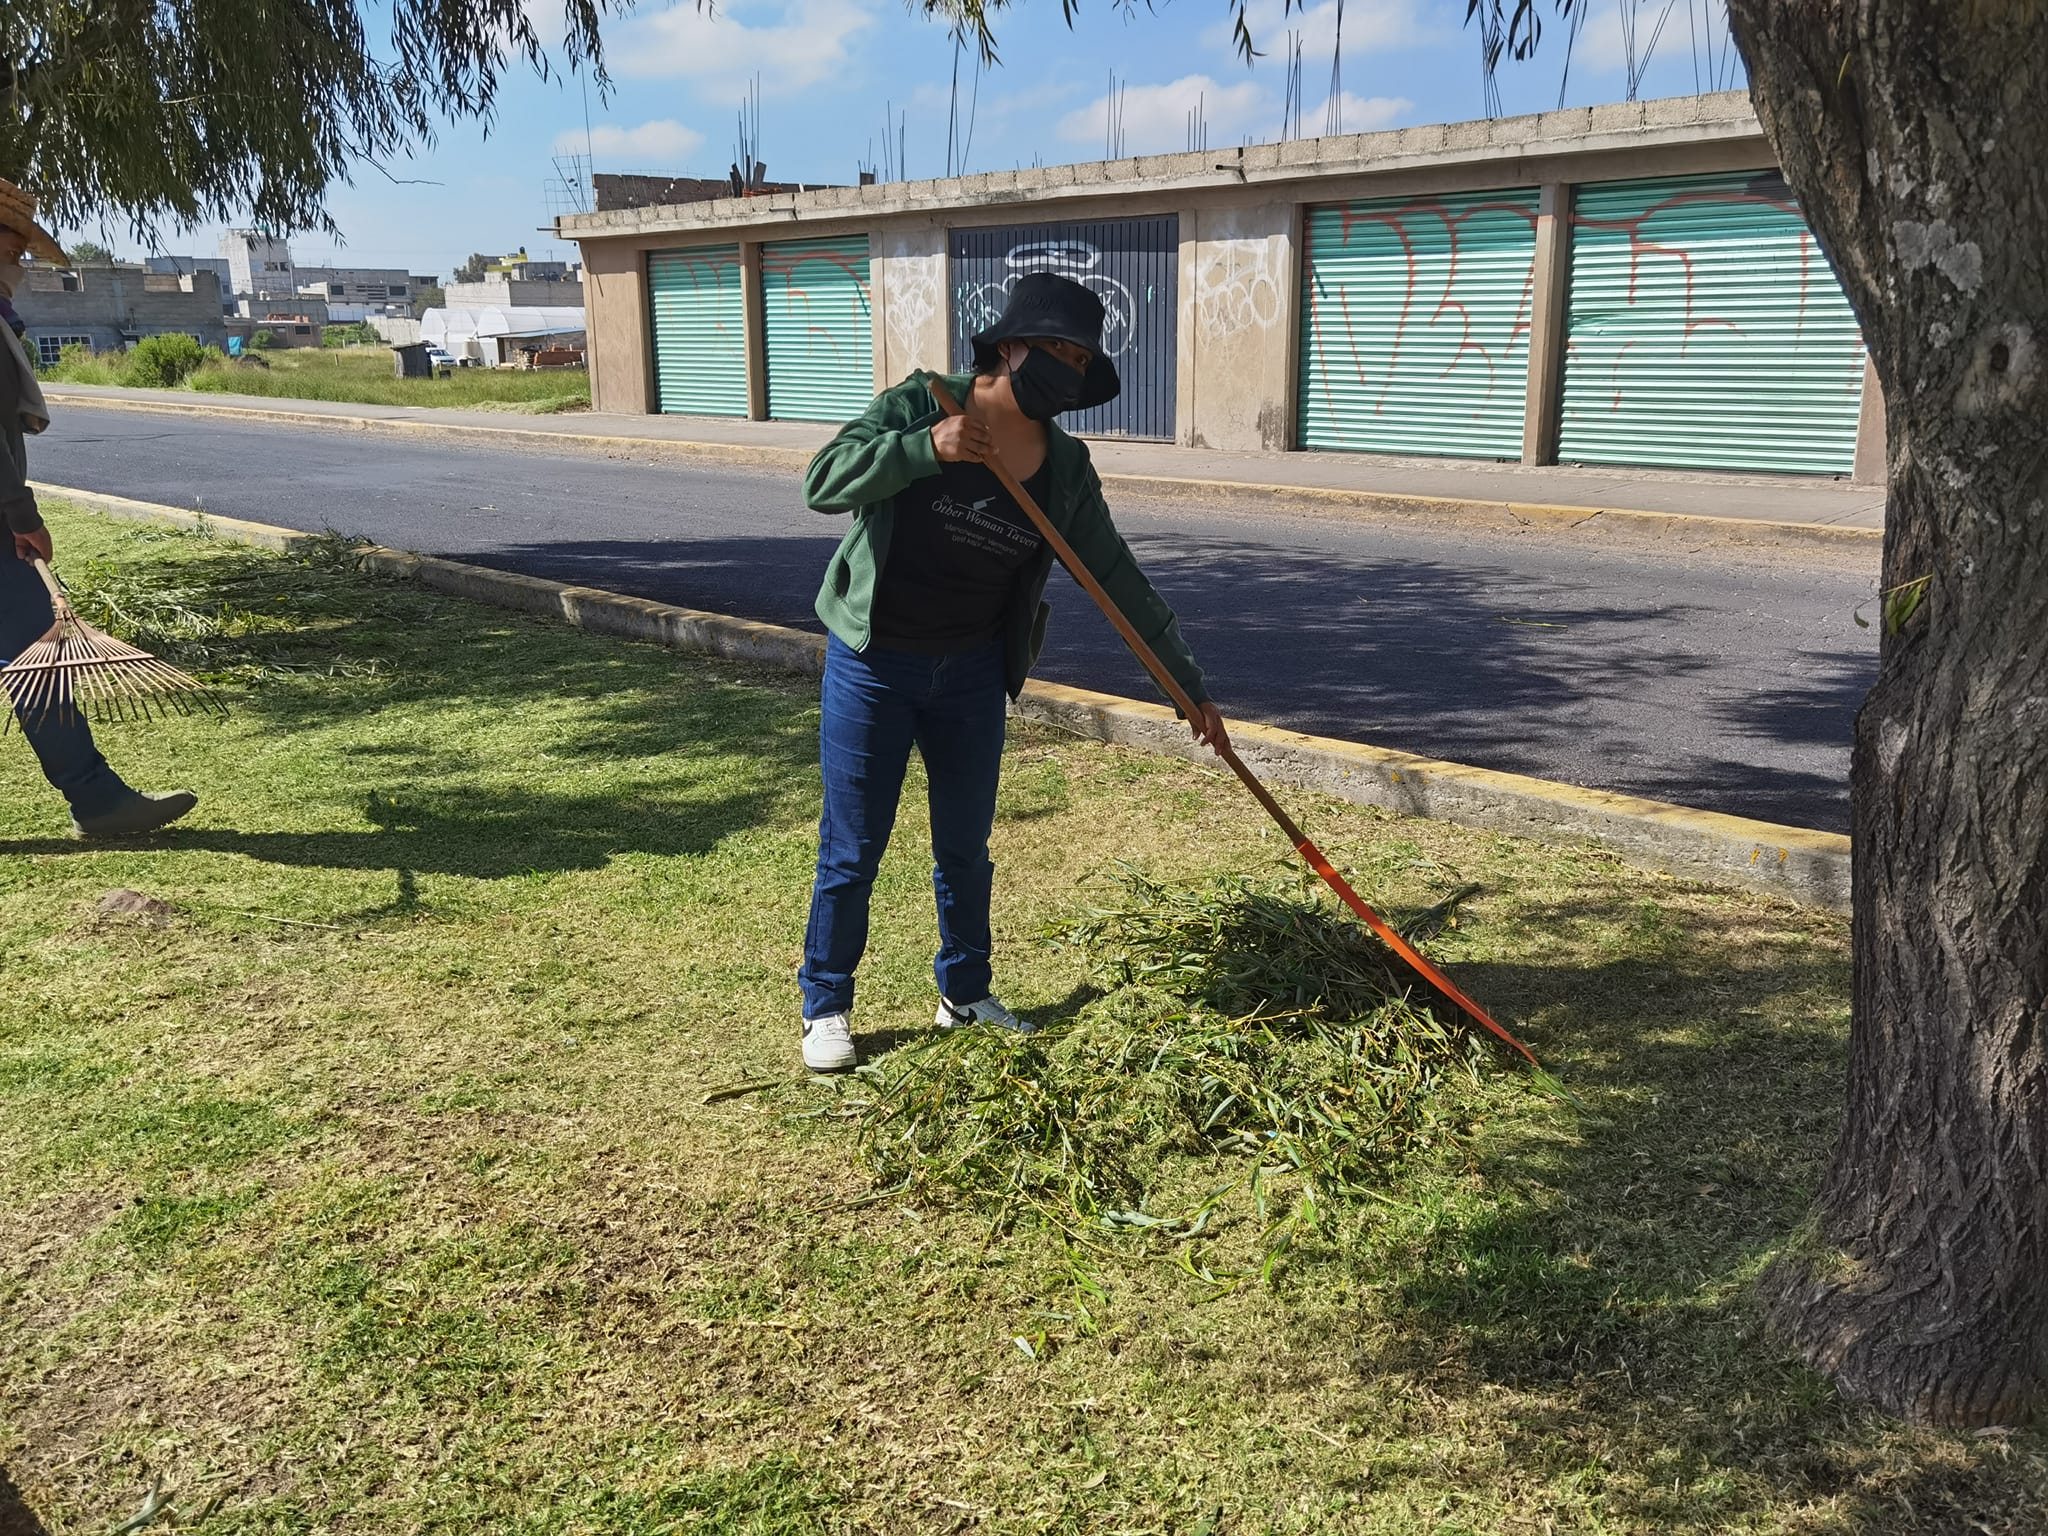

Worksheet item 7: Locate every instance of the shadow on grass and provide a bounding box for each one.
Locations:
[1304,899,2040,1530]
[0,1468,49,1536]
[0,782,792,879]
[1,537,823,880]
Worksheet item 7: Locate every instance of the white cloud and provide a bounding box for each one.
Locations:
[967,79,1089,131]
[1057,74,1268,156]
[613,0,877,98]
[1200,0,1436,58]
[1313,92,1413,134]
[1054,75,1412,158]
[1575,0,1701,75]
[1576,5,1630,71]
[934,80,1088,175]
[559,119,706,168]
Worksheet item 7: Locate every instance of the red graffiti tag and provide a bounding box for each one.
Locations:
[1326,197,1540,421]
[760,243,873,363]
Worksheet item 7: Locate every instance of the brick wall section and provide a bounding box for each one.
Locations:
[593,173,816,212]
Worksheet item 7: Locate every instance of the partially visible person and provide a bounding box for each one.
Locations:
[0,179,196,837]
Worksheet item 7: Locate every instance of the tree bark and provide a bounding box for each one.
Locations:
[1726,1,2048,1426]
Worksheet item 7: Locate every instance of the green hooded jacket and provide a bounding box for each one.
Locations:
[805,370,1209,707]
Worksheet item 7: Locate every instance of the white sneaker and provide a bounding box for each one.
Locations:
[801,1011,857,1072]
[936,994,1037,1035]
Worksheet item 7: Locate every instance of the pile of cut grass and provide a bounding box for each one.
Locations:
[53,534,385,685]
[850,870,1498,1276]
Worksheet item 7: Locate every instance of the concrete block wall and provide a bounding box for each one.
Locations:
[20,271,228,352]
[561,92,1885,482]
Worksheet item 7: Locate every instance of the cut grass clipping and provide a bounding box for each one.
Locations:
[848,869,1507,1282]
[50,537,381,686]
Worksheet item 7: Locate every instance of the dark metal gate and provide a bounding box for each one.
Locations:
[950,215,1178,441]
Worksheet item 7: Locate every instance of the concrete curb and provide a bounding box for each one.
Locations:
[1094,473,1885,548]
[39,481,1852,913]
[45,389,1882,546]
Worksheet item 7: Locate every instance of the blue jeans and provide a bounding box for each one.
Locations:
[1,545,134,818]
[800,634,1008,1019]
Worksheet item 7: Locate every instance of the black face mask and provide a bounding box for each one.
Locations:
[1007,345,1087,421]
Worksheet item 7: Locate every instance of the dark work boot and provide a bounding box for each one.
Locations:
[72,790,199,840]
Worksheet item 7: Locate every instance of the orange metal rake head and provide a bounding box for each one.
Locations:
[1,558,226,730]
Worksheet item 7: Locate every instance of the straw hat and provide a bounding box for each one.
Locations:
[0,178,68,264]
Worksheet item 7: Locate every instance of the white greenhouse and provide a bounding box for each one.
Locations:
[419,304,586,365]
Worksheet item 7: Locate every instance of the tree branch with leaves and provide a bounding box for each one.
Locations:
[0,0,632,237]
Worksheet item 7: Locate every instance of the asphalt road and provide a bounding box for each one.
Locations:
[36,405,1879,831]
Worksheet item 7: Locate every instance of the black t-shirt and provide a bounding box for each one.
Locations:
[869,458,1050,654]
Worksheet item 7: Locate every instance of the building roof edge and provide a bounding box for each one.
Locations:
[557,91,1763,244]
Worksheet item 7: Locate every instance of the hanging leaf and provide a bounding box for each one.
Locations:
[1883,574,1933,636]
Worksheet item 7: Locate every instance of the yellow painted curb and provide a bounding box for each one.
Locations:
[1010,681,1848,910]
[1097,471,1884,545]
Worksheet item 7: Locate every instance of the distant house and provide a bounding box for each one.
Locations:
[484,249,579,283]
[295,265,430,320]
[214,231,435,319]
[444,275,585,309]
[224,314,324,350]
[17,267,229,363]
[145,256,236,314]
[218,230,299,303]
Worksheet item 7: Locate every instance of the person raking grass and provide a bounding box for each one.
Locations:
[797,273,1227,1072]
[0,178,198,838]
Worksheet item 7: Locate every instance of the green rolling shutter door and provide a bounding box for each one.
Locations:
[1299,190,1540,458]
[648,245,747,417]
[1559,172,1867,474]
[763,236,873,421]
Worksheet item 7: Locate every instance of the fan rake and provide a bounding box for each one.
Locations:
[2,557,225,729]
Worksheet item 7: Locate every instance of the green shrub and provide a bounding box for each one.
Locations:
[322,322,381,348]
[123,332,223,388]
[40,343,127,385]
[251,329,277,350]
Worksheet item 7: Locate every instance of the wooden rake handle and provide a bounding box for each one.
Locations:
[29,556,71,616]
[924,375,1539,1068]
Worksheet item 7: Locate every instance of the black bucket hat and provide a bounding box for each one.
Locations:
[969,271,1122,410]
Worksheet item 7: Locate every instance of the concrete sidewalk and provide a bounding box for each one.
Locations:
[44,382,1887,535]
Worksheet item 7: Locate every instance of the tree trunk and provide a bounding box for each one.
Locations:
[1725,1,2048,1426]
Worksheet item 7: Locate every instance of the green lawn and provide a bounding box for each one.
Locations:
[47,345,590,413]
[0,508,2040,1534]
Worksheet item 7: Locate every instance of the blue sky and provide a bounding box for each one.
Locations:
[71,0,1744,282]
